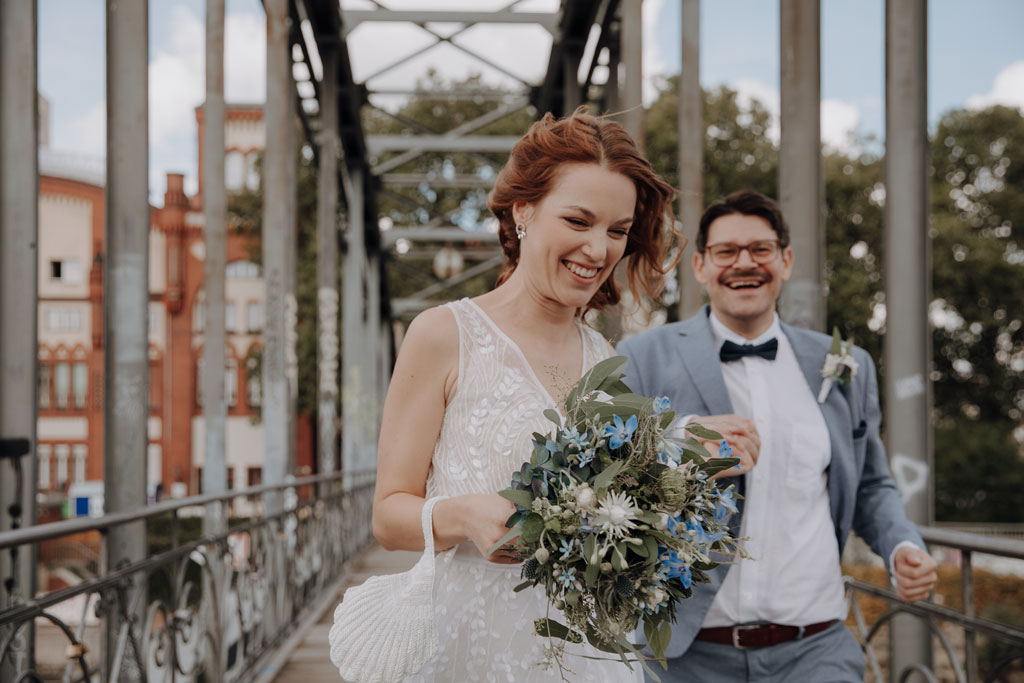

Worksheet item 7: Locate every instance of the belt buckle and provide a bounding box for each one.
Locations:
[731,624,760,650]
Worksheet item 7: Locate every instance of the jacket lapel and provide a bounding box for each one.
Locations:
[782,323,854,545]
[675,307,733,416]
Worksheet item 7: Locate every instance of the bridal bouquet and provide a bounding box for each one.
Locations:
[491,356,744,680]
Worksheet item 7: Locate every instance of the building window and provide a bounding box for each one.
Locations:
[226,357,238,407]
[246,356,261,407]
[50,259,82,284]
[247,467,262,488]
[47,309,82,331]
[225,150,245,191]
[73,362,88,410]
[39,364,52,410]
[246,302,261,332]
[38,445,52,490]
[73,444,87,483]
[226,261,261,280]
[227,466,235,490]
[225,302,236,333]
[54,362,71,410]
[55,444,69,485]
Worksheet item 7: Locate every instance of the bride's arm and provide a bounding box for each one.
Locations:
[371,307,516,560]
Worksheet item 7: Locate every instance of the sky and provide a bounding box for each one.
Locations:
[37,0,1024,207]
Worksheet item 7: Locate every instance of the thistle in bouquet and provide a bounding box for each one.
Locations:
[489,357,747,681]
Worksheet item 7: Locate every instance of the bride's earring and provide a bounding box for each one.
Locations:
[515,223,526,240]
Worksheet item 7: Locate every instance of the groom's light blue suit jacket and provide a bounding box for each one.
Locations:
[617,307,924,658]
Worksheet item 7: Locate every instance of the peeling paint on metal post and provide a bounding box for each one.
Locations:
[677,0,704,320]
[263,0,291,515]
[885,0,933,676]
[342,168,365,487]
[202,0,228,536]
[779,0,824,331]
[317,40,341,489]
[0,0,40,672]
[104,0,150,678]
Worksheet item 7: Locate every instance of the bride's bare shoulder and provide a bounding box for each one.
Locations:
[401,305,458,356]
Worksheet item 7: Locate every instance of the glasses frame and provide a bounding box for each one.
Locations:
[702,239,783,267]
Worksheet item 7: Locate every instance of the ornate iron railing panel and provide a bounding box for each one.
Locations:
[845,526,1024,683]
[0,470,375,682]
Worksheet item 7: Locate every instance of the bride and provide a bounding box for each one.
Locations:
[372,109,677,681]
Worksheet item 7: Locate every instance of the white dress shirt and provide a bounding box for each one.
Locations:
[701,311,847,627]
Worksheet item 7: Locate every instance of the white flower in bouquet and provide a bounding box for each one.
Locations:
[594,491,639,537]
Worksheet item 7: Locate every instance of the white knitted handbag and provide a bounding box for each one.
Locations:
[328,496,450,683]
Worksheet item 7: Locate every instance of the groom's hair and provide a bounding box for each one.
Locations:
[696,190,790,253]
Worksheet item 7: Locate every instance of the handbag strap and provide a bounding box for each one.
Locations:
[420,495,448,560]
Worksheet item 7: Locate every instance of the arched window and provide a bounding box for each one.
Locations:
[226,260,261,280]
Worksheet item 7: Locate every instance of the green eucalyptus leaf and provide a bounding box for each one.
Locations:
[535,618,583,644]
[592,459,625,490]
[584,562,599,587]
[513,580,535,592]
[522,513,544,543]
[830,326,843,355]
[683,423,723,440]
[700,457,741,475]
[543,408,562,427]
[499,489,535,510]
[678,436,713,459]
[583,534,597,564]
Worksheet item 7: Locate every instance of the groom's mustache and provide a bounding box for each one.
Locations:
[719,268,771,286]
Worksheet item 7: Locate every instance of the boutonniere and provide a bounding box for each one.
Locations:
[818,327,859,403]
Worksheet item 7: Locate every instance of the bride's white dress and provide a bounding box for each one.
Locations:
[406,298,641,682]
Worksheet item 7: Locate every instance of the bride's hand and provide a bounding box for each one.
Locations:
[454,494,519,564]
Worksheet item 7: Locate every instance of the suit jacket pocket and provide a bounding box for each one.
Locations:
[852,420,868,440]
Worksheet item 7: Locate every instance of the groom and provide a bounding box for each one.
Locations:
[619,190,937,682]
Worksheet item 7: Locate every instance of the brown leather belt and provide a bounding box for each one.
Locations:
[695,620,837,650]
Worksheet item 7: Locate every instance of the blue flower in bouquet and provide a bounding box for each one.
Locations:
[558,567,577,588]
[559,539,574,560]
[657,547,690,583]
[652,396,672,414]
[561,426,590,450]
[678,564,692,589]
[718,440,733,458]
[657,438,682,466]
[686,518,712,545]
[713,488,738,523]
[603,414,638,450]
[575,448,595,467]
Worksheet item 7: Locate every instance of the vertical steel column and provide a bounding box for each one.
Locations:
[342,168,365,485]
[317,42,341,488]
[606,0,643,342]
[677,0,703,320]
[262,0,290,513]
[365,252,381,470]
[284,80,299,481]
[885,0,932,677]
[0,0,39,673]
[104,0,149,678]
[202,0,228,536]
[779,0,823,331]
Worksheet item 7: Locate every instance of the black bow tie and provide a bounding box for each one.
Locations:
[719,338,779,362]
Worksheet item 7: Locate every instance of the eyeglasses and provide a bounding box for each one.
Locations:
[703,239,782,267]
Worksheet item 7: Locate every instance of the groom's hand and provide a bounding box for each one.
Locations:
[691,414,760,479]
[892,546,938,602]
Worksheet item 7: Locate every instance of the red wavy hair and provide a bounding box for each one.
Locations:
[487,108,680,313]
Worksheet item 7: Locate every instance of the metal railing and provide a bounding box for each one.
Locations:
[845,526,1024,683]
[0,470,376,682]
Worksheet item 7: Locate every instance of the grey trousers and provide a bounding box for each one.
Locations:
[645,621,866,683]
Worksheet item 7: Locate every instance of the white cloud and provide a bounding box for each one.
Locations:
[149,5,204,148]
[642,0,667,105]
[225,11,266,102]
[61,102,106,156]
[821,98,860,154]
[731,78,780,142]
[966,60,1024,112]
